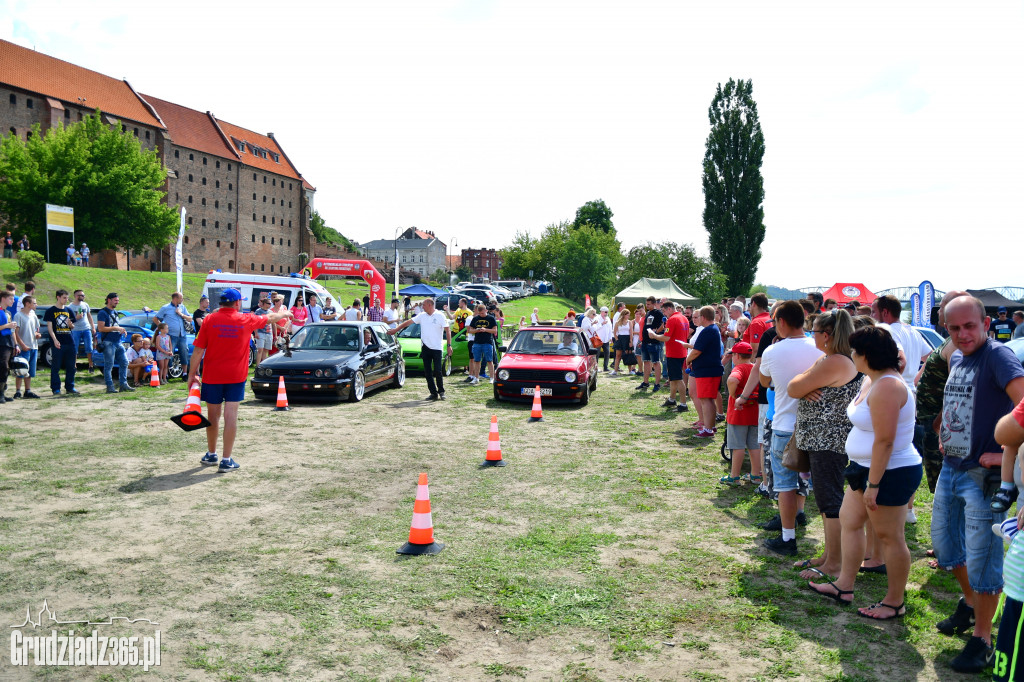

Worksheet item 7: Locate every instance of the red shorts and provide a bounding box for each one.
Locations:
[694,376,720,399]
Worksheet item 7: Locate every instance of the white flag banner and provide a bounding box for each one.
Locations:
[175,208,186,294]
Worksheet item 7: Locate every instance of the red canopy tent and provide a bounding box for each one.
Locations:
[819,283,877,306]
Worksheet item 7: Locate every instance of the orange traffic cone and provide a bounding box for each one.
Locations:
[481,415,507,467]
[149,362,160,387]
[274,376,290,411]
[528,385,544,422]
[171,381,212,431]
[396,473,444,555]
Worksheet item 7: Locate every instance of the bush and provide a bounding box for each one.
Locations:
[17,250,45,278]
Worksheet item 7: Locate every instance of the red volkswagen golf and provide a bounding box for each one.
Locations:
[493,326,599,405]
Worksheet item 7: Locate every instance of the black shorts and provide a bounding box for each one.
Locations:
[844,461,922,507]
[807,449,849,518]
[665,357,684,381]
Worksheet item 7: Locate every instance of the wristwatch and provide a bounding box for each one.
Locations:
[867,482,881,489]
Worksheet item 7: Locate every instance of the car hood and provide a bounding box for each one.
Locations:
[260,349,357,368]
[498,353,586,370]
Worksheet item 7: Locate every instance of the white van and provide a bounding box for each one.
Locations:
[201,272,338,312]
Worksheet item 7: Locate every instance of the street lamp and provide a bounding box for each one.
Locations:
[393,226,402,297]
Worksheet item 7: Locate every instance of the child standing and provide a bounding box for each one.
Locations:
[154,323,172,384]
[721,342,763,485]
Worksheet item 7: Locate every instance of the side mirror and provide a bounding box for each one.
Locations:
[587,348,599,356]
[499,346,507,353]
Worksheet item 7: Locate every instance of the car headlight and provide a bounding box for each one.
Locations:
[498,369,509,380]
[255,367,266,377]
[324,368,335,378]
[565,371,577,383]
[314,369,323,378]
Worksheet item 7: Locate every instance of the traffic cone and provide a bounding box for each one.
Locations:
[274,376,290,411]
[528,385,544,422]
[480,414,507,467]
[171,381,212,431]
[149,363,160,387]
[396,473,444,555]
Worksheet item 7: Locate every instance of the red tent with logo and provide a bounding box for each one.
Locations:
[819,283,877,306]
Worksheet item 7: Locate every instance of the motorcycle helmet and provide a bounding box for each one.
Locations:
[9,355,29,378]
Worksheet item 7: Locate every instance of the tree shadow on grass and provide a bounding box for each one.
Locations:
[118,466,220,493]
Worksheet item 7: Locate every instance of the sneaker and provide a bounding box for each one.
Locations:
[661,399,676,407]
[52,390,61,396]
[438,393,446,401]
[608,371,618,376]
[905,509,917,524]
[0,394,5,404]
[715,413,726,423]
[426,394,440,401]
[23,391,40,399]
[480,372,490,379]
[635,383,649,390]
[936,597,975,635]
[676,403,688,413]
[949,636,993,673]
[463,377,474,384]
[218,458,240,472]
[470,377,480,385]
[697,428,715,438]
[67,389,81,396]
[12,391,21,399]
[119,384,136,392]
[651,384,661,393]
[490,377,496,384]
[991,486,1018,513]
[762,512,807,531]
[200,452,219,466]
[763,536,797,556]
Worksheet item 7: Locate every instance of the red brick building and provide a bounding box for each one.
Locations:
[0,39,315,274]
[461,247,502,281]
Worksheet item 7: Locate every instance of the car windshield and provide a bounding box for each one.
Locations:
[291,325,361,351]
[397,323,421,339]
[508,330,584,355]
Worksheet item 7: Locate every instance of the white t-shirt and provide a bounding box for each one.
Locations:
[596,315,614,343]
[760,336,824,432]
[413,311,450,350]
[530,312,539,325]
[383,308,400,329]
[307,304,323,323]
[882,321,929,389]
[344,307,360,321]
[14,311,39,349]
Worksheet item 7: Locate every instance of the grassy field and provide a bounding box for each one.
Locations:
[0,365,976,681]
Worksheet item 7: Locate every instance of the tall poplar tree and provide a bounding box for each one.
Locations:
[702,78,765,296]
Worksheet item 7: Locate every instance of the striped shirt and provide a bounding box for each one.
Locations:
[1005,537,1024,601]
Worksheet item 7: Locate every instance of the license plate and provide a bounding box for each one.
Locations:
[521,387,552,396]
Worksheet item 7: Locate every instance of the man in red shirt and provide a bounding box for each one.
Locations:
[743,292,773,354]
[650,301,690,413]
[187,288,292,472]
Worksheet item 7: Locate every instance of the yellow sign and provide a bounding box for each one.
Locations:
[45,204,74,231]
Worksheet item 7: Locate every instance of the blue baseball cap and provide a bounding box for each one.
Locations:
[219,288,247,304]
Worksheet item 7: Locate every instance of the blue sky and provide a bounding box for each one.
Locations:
[3,0,1022,293]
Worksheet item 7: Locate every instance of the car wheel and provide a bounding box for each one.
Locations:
[392,360,406,388]
[590,373,597,392]
[349,370,365,402]
[578,379,590,406]
[442,355,452,377]
[168,356,183,379]
[249,346,257,367]
[43,345,54,367]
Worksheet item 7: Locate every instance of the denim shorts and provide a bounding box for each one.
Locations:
[768,430,800,492]
[931,463,1006,594]
[472,342,493,363]
[23,348,37,377]
[641,343,662,363]
[200,381,246,405]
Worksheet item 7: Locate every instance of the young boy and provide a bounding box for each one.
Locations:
[992,399,1024,681]
[721,342,763,485]
[13,295,40,398]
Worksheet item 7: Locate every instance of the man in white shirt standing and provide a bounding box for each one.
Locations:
[872,294,929,390]
[383,299,401,329]
[388,298,452,401]
[759,300,824,556]
[596,307,614,371]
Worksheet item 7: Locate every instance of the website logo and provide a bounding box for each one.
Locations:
[8,600,161,671]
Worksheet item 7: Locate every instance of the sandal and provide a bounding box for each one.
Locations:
[858,601,905,620]
[808,580,853,606]
[741,474,763,483]
[719,475,742,486]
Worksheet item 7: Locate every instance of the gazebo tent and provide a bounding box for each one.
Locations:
[819,283,877,306]
[398,283,445,296]
[930,289,1022,326]
[614,278,699,307]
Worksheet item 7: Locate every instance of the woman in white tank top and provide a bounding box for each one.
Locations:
[809,326,922,621]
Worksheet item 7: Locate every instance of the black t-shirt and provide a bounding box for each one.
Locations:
[2,236,12,250]
[192,308,208,329]
[754,326,778,405]
[43,306,76,337]
[642,308,665,344]
[992,318,1017,342]
[96,307,122,344]
[470,314,497,340]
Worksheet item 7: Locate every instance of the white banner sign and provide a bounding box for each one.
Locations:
[175,208,186,294]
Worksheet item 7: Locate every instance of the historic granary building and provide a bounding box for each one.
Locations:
[0,39,315,274]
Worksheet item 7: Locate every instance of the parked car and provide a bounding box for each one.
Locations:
[397,322,500,376]
[492,326,598,405]
[117,313,201,378]
[912,325,944,351]
[455,286,499,304]
[433,293,482,311]
[1006,338,1024,365]
[251,322,404,402]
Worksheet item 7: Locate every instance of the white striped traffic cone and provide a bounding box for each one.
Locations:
[396,473,444,555]
[480,415,506,467]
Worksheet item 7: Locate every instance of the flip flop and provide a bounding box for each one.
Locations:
[800,567,831,581]
[858,564,887,575]
[858,601,905,620]
[794,559,814,569]
[808,580,853,606]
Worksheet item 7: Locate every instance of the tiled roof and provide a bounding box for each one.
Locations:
[215,119,302,180]
[140,94,238,161]
[0,39,164,129]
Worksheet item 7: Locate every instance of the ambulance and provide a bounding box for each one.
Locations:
[200,272,339,312]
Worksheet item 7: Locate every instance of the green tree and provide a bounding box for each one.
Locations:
[309,210,356,251]
[618,241,727,305]
[702,78,766,296]
[454,265,473,282]
[498,231,544,279]
[543,222,621,301]
[572,199,615,234]
[0,111,178,256]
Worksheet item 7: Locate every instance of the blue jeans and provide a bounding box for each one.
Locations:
[71,329,93,357]
[50,339,76,392]
[101,341,129,389]
[171,335,190,372]
[931,462,1006,594]
[768,430,800,492]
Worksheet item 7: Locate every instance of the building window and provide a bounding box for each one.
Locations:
[202,157,207,165]
[201,219,207,227]
[262,196,266,203]
[227,223,232,230]
[289,183,293,190]
[228,203,232,211]
[228,260,234,269]
[272,198,275,205]
[184,236,189,244]
[228,183,232,190]
[262,236,266,243]
[8,127,14,136]
[216,160,220,169]
[201,198,206,206]
[228,164,232,171]
[288,239,291,247]
[187,217,192,225]
[216,240,220,247]
[288,201,292,208]
[288,220,292,227]
[202,177,207,185]
[214,200,219,209]
[200,238,205,246]
[26,98,33,109]
[188,174,193,182]
[261,264,265,272]
[252,193,257,200]
[253,173,257,181]
[64,109,70,119]
[174,150,179,159]
[251,263,255,271]
[263,176,267,184]
[184,258,188,265]
[271,237,275,245]
[189,154,194,161]
[133,127,138,136]
[215,221,219,229]
[188,196,193,203]
[230,242,234,248]
[252,213,256,221]
[251,234,255,242]
[271,217,275,225]
[272,179,276,186]
[145,130,150,140]
[8,94,14,104]
[215,180,220,189]
[262,216,266,223]
[78,112,82,120]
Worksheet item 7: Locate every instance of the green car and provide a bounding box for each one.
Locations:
[396,323,501,376]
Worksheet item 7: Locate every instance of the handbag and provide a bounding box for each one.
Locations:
[781,433,810,473]
[590,333,602,348]
[622,349,637,366]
